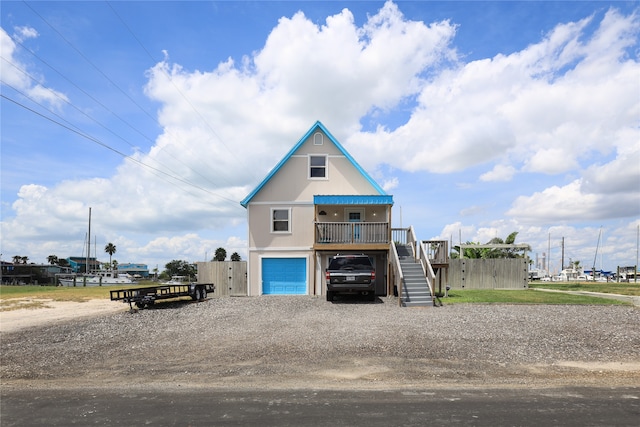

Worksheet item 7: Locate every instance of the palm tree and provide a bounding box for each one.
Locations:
[213,247,227,262]
[452,232,531,259]
[230,252,241,261]
[104,243,116,269]
[47,255,58,265]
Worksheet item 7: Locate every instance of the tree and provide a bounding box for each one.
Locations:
[164,260,197,280]
[451,232,531,259]
[230,252,241,261]
[47,255,59,265]
[213,247,227,261]
[451,243,487,259]
[104,243,116,269]
[58,258,70,267]
[21,256,29,264]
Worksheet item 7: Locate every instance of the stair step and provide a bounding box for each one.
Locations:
[396,243,434,308]
[403,302,433,308]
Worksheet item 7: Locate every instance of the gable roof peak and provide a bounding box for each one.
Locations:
[240,121,386,207]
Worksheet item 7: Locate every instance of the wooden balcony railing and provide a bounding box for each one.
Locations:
[421,240,449,266]
[315,222,389,244]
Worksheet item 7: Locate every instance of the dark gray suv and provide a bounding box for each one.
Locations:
[325,254,376,301]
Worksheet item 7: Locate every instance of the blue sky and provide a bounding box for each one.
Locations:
[1,1,639,274]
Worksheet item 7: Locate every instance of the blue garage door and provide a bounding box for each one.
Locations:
[262,258,306,295]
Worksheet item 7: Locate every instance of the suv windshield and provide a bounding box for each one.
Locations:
[328,256,372,271]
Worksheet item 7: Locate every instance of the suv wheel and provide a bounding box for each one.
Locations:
[326,291,334,302]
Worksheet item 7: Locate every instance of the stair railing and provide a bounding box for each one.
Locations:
[389,241,404,306]
[406,226,418,260]
[419,241,436,305]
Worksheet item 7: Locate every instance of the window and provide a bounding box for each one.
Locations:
[309,155,327,178]
[271,208,290,233]
[313,132,323,145]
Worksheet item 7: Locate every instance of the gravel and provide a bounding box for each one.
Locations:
[2,296,639,390]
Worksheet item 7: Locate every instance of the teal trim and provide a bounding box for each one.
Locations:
[314,195,393,205]
[240,121,387,207]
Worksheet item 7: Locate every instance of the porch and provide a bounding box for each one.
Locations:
[313,194,393,251]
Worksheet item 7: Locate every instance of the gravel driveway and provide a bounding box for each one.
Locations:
[2,296,639,391]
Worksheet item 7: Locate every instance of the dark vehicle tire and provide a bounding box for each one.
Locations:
[135,301,145,309]
[201,287,207,300]
[192,288,201,301]
[326,291,333,302]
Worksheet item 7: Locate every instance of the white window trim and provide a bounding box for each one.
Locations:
[271,207,292,234]
[308,154,328,180]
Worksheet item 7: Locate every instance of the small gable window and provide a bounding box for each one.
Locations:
[272,208,291,233]
[313,132,323,145]
[309,155,327,179]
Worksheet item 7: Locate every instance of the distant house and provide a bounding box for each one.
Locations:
[66,257,101,274]
[241,121,394,297]
[117,263,150,278]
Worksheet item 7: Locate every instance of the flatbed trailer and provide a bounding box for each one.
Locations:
[110,283,215,310]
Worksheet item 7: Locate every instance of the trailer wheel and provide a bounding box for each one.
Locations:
[201,287,207,300]
[135,301,145,309]
[192,287,201,301]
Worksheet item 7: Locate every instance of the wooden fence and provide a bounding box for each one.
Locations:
[196,261,247,297]
[448,258,528,290]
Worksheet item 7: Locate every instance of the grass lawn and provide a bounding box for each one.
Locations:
[0,282,159,311]
[528,281,640,296]
[441,289,630,305]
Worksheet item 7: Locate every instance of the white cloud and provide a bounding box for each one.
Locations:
[581,147,640,195]
[507,179,640,224]
[349,8,639,182]
[480,164,516,182]
[0,27,69,108]
[382,177,399,192]
[13,25,38,43]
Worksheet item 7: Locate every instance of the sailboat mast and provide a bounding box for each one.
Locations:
[86,207,91,274]
[592,227,602,281]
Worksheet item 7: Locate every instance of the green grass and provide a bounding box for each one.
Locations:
[528,281,640,296]
[0,282,160,311]
[440,289,629,305]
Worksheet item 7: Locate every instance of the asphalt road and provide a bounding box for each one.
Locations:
[2,386,639,426]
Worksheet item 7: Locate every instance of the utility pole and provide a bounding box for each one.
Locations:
[561,237,565,271]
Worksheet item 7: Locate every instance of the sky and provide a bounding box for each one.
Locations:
[1,1,639,275]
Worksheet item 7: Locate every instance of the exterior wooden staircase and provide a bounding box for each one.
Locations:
[396,244,434,307]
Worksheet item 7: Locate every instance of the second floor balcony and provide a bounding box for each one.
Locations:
[314,221,390,250]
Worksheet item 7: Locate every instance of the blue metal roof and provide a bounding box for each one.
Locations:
[314,195,393,205]
[240,121,387,207]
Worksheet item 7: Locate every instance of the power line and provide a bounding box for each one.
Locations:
[6,34,159,148]
[22,0,251,192]
[1,56,241,208]
[106,1,258,181]
[1,92,244,208]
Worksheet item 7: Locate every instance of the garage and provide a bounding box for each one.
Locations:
[261,258,307,295]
